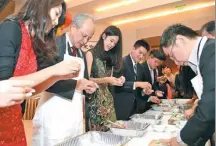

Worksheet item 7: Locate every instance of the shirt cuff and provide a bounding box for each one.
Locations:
[133,82,136,90]
[177,130,188,146]
[147,96,151,102]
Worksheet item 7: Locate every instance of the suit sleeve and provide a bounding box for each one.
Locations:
[122,81,135,92]
[0,21,21,80]
[114,61,135,93]
[180,49,215,145]
[139,68,156,101]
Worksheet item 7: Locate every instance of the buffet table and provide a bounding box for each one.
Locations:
[126,101,211,146]
[126,110,182,146]
[56,99,211,146]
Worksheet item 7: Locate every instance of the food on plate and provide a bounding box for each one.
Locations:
[152,104,171,112]
[159,104,170,112]
[149,140,170,146]
[168,119,175,125]
[168,113,186,125]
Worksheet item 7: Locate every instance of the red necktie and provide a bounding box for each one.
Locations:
[71,46,77,56]
[166,83,172,99]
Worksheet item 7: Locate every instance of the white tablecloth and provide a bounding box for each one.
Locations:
[126,109,211,146]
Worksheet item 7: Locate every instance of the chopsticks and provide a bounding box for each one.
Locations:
[107,120,125,129]
[110,66,114,77]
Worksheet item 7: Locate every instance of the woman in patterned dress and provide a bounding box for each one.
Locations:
[86,26,125,131]
[0,0,80,145]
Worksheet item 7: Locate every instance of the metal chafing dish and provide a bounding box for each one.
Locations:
[55,131,131,146]
[130,112,163,125]
[107,120,150,137]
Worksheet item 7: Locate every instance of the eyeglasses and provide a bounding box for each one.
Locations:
[168,44,176,60]
[77,28,92,43]
[167,44,183,65]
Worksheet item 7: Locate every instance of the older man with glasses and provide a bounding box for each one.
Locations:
[32,13,98,146]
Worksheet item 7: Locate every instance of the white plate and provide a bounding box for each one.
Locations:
[151,125,166,132]
[175,99,190,104]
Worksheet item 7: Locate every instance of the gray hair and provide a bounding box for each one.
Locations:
[72,13,95,28]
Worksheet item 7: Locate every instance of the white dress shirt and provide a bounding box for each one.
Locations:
[66,33,83,58]
[130,54,137,90]
[147,60,154,84]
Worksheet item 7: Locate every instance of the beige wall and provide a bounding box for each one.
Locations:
[91,6,214,57]
[136,6,215,39]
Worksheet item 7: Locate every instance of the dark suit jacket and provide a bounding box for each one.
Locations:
[180,39,215,146]
[113,54,146,120]
[156,66,169,99]
[136,62,159,112]
[45,34,89,100]
[141,62,158,91]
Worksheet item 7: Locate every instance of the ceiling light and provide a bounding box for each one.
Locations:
[96,0,138,12]
[112,2,215,25]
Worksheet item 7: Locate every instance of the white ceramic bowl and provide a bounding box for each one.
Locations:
[152,125,166,132]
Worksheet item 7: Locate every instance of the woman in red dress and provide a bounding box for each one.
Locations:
[0,0,80,145]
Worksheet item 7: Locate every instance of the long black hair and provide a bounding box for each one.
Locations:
[93,25,123,72]
[13,0,66,61]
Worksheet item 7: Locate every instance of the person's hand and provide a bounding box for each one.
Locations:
[194,99,199,106]
[117,76,125,85]
[84,81,98,94]
[186,98,195,105]
[0,80,35,107]
[76,79,98,94]
[51,59,81,77]
[157,76,168,84]
[149,96,161,104]
[155,90,164,97]
[106,77,123,86]
[169,137,180,146]
[184,108,194,119]
[136,82,152,90]
[142,88,154,95]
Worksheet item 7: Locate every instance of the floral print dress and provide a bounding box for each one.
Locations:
[88,56,116,131]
